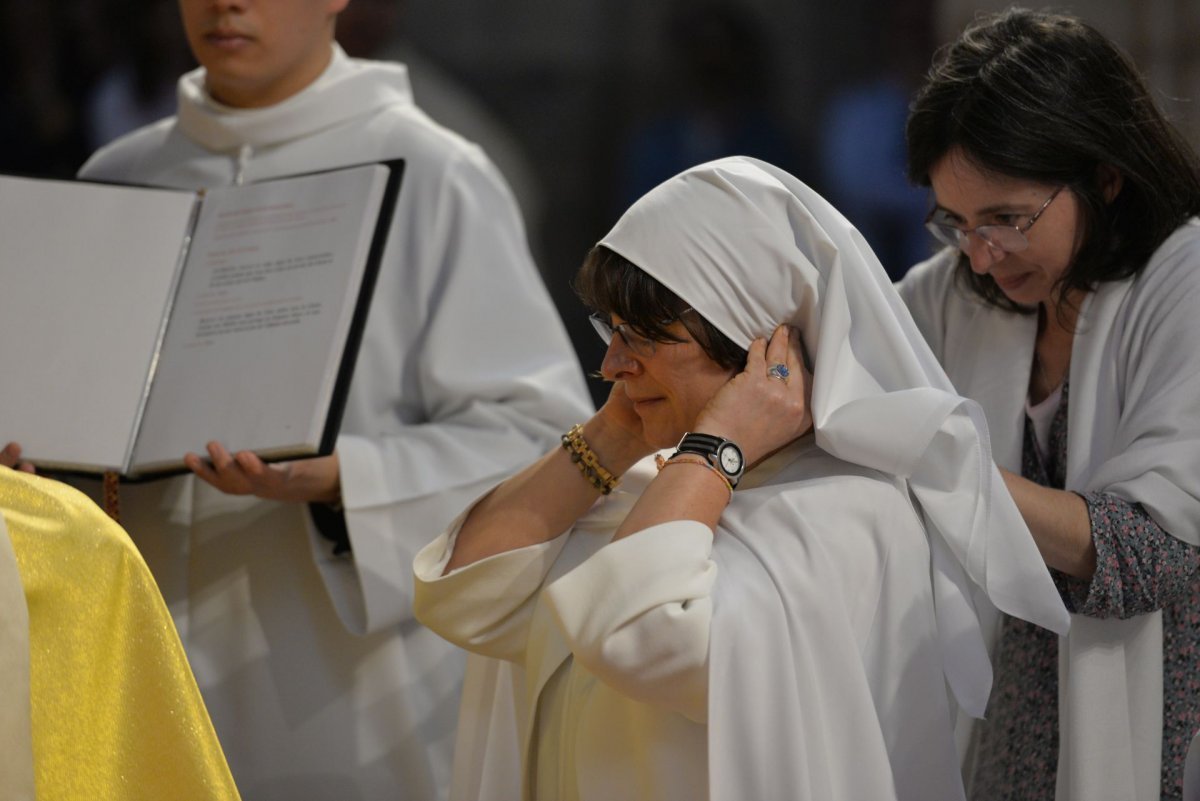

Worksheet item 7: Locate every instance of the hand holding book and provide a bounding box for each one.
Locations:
[0,443,35,474]
[183,441,341,505]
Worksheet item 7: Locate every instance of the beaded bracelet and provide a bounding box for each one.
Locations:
[561,424,619,495]
[654,452,734,501]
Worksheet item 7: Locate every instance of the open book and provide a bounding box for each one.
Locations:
[0,161,403,478]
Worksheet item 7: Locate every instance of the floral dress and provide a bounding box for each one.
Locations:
[970,380,1200,800]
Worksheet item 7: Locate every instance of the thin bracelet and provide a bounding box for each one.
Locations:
[654,453,733,501]
[561,424,619,495]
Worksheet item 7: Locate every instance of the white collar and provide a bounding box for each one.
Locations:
[176,44,413,153]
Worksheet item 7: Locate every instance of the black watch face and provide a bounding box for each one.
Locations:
[718,443,743,474]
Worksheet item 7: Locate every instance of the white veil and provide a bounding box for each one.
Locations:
[599,156,1070,718]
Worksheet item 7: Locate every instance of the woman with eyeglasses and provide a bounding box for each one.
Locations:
[897,9,1200,801]
[410,156,1068,801]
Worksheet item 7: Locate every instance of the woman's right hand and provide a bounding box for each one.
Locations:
[588,382,658,476]
[693,325,813,466]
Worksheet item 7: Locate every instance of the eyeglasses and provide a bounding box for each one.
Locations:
[925,186,1064,254]
[589,310,693,357]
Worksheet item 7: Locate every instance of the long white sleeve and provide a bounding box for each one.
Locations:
[413,523,571,663]
[543,521,715,723]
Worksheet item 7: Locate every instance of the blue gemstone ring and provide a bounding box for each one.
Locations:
[767,363,790,382]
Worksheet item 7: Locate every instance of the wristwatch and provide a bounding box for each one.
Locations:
[673,432,745,489]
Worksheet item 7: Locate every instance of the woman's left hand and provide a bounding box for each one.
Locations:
[1,442,36,474]
[183,441,342,505]
[692,324,813,465]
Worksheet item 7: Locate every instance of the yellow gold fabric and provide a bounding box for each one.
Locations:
[0,468,241,801]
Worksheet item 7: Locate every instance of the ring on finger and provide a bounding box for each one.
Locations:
[767,363,790,382]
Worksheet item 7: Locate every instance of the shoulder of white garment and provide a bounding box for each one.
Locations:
[1125,218,1200,311]
[78,54,513,197]
[77,117,179,182]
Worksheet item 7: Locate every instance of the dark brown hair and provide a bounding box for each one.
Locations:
[906,8,1200,313]
[574,245,747,371]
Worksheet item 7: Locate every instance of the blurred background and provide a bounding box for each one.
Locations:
[3,0,1197,404]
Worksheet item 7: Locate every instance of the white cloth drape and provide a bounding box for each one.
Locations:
[601,156,1070,719]
[1185,731,1200,801]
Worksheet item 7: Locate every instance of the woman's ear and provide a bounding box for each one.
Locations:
[1097,164,1124,203]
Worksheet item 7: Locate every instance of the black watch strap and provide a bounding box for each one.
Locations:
[674,432,744,488]
[676,432,726,452]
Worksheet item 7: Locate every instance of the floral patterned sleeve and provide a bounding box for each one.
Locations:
[1053,492,1200,619]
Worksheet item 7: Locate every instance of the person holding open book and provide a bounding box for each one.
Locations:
[1,0,592,798]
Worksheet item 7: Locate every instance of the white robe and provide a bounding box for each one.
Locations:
[897,221,1200,801]
[76,46,592,801]
[413,440,965,801]
[417,156,1066,801]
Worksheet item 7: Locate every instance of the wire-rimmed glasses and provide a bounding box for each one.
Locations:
[589,309,694,357]
[926,186,1064,254]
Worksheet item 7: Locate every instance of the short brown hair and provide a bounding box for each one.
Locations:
[574,245,747,371]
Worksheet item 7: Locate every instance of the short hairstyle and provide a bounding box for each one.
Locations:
[906,7,1200,312]
[574,245,748,371]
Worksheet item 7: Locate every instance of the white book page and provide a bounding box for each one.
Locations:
[0,176,196,471]
[130,164,390,474]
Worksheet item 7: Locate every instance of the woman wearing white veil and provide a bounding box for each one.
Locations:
[413,156,1069,800]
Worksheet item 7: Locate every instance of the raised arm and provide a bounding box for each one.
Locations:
[445,384,652,571]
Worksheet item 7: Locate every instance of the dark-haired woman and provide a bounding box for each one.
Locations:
[898,9,1200,801]
[412,157,1067,801]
